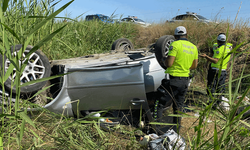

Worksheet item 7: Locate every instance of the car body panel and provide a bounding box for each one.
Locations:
[67,63,147,113]
[127,54,167,93]
[42,73,74,116]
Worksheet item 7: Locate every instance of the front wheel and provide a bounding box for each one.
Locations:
[154,35,175,70]
[0,45,51,94]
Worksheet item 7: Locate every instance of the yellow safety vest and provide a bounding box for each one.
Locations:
[211,43,232,70]
[165,39,198,77]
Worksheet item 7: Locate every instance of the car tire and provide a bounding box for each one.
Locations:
[111,38,134,52]
[0,44,51,95]
[154,35,175,69]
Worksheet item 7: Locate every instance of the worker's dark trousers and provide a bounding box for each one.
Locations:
[207,67,227,103]
[155,77,189,133]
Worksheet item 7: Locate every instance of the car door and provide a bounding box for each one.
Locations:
[67,63,147,113]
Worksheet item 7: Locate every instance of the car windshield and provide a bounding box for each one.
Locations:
[100,16,109,20]
[196,15,207,20]
[100,15,113,22]
[134,18,145,22]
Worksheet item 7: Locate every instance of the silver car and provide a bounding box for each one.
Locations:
[120,16,151,27]
[0,35,176,130]
[168,12,215,25]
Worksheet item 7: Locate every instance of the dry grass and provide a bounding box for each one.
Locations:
[135,21,250,84]
[134,20,250,52]
[180,112,216,143]
[134,21,250,84]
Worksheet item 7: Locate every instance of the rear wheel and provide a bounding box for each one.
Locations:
[154,35,175,69]
[111,38,134,52]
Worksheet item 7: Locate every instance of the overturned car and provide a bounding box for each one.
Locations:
[1,35,182,131]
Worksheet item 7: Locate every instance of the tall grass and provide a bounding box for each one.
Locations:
[41,20,138,60]
[0,0,73,149]
[0,0,250,149]
[187,29,250,149]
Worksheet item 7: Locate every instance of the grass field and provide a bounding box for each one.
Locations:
[0,0,250,149]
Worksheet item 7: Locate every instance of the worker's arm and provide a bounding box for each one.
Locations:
[163,56,175,68]
[199,53,219,64]
[190,59,198,70]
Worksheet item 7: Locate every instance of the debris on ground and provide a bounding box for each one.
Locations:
[220,96,250,112]
[194,112,212,123]
[219,96,230,111]
[237,96,250,105]
[139,129,187,150]
[104,118,113,123]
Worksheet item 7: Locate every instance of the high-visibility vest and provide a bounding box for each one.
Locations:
[165,39,198,77]
[211,43,232,70]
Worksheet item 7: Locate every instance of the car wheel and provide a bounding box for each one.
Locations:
[111,38,134,52]
[154,35,175,69]
[0,44,51,95]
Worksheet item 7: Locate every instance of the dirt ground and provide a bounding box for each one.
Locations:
[180,112,216,143]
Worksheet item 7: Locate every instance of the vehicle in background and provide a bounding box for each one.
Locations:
[120,16,151,27]
[168,12,215,24]
[85,14,114,23]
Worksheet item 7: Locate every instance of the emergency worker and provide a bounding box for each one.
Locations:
[154,26,198,134]
[199,33,232,104]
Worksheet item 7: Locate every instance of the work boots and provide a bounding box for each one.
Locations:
[153,100,164,121]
